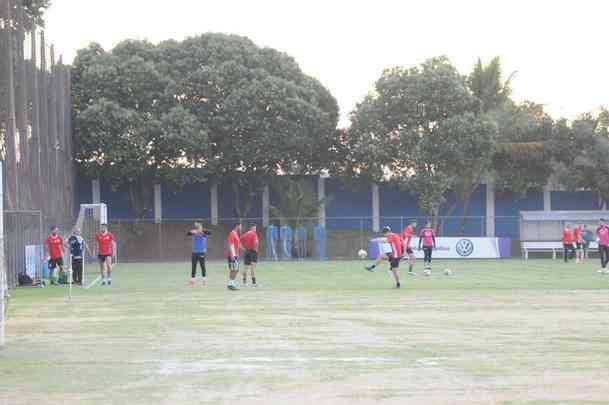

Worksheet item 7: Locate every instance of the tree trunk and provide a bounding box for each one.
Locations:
[458,192,473,236]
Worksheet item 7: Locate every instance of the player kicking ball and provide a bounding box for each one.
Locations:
[418,222,436,273]
[226,223,242,291]
[187,220,211,287]
[365,226,403,289]
[401,220,417,276]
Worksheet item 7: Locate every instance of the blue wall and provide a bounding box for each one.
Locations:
[162,183,211,219]
[494,191,543,239]
[551,191,598,210]
[80,177,606,238]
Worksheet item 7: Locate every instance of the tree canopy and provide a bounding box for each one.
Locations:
[72,35,340,218]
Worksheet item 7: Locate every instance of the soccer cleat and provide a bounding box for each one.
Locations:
[187,278,195,288]
[365,265,374,272]
[408,271,416,276]
[252,283,257,288]
[108,279,112,285]
[227,285,239,291]
[101,280,107,286]
[202,277,208,286]
[394,284,400,289]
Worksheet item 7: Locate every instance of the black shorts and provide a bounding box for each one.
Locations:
[192,253,206,260]
[244,250,258,265]
[48,258,63,268]
[98,254,112,263]
[387,255,400,269]
[576,242,583,250]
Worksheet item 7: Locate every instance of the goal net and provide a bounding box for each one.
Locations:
[67,204,108,288]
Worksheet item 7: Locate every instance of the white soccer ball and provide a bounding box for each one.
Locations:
[358,249,368,259]
[444,268,453,276]
[424,269,432,277]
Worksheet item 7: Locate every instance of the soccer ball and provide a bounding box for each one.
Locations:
[424,269,432,277]
[357,249,367,259]
[444,268,453,276]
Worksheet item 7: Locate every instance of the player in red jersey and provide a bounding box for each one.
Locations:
[365,226,403,288]
[418,222,436,272]
[44,226,65,285]
[240,224,259,287]
[226,223,242,290]
[596,219,609,273]
[401,220,417,276]
[96,223,116,285]
[561,224,575,263]
[573,224,584,264]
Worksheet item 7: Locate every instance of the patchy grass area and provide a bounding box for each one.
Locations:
[2,259,609,404]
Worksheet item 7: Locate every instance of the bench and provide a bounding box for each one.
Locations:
[521,241,598,260]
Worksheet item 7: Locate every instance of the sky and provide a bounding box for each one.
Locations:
[45,0,609,127]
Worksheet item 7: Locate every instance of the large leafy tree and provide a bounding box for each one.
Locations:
[468,57,515,112]
[490,101,554,196]
[552,111,609,207]
[157,34,339,219]
[23,0,51,26]
[346,56,478,223]
[72,41,209,218]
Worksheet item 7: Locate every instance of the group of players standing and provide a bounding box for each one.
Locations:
[187,221,260,290]
[365,220,437,289]
[562,219,609,273]
[43,223,116,286]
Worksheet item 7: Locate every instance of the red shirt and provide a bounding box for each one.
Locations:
[401,226,414,248]
[597,225,609,246]
[573,226,582,243]
[562,228,573,245]
[226,230,240,258]
[387,232,403,258]
[96,232,115,255]
[45,234,63,259]
[241,230,259,251]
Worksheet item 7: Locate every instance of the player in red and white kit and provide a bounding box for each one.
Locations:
[365,226,403,288]
[241,224,259,287]
[226,223,242,290]
[561,224,575,263]
[573,224,584,264]
[596,219,609,274]
[44,226,64,286]
[418,222,436,272]
[96,223,116,285]
[401,220,417,276]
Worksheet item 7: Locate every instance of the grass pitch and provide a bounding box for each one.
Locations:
[2,259,609,404]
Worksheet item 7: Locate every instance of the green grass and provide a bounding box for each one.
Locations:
[1,259,609,404]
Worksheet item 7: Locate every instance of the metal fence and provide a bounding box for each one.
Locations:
[104,216,520,262]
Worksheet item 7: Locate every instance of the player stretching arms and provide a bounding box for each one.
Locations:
[401,220,417,276]
[596,219,609,274]
[44,226,65,286]
[96,223,116,285]
[365,226,403,289]
[187,220,211,287]
[418,222,436,272]
[241,224,259,287]
[226,223,242,291]
[573,224,584,264]
[561,224,575,263]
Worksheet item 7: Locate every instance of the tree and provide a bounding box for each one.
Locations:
[440,113,498,235]
[490,101,554,196]
[160,34,340,218]
[468,57,515,112]
[23,0,51,26]
[72,41,210,218]
[552,111,609,207]
[346,56,478,224]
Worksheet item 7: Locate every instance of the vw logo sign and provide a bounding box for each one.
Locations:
[455,239,474,257]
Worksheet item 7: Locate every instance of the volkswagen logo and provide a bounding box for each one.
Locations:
[455,239,474,257]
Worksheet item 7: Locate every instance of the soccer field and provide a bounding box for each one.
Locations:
[2,259,609,404]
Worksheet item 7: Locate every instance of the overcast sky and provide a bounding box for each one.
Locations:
[45,0,608,127]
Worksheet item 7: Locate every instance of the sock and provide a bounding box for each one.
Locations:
[252,277,256,285]
[409,264,413,272]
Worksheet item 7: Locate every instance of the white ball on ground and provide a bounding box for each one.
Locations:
[444,268,453,276]
[358,249,368,259]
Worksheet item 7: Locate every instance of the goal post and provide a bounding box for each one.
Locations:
[68,203,108,289]
[1,162,5,347]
